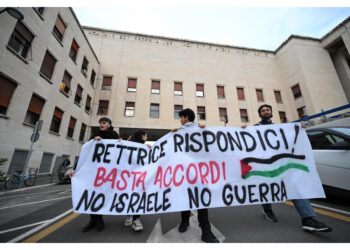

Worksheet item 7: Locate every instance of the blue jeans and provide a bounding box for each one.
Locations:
[262,199,316,219]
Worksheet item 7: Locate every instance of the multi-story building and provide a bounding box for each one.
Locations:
[0,7,349,175]
[0,8,99,174]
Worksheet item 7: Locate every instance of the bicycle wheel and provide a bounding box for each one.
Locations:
[4,180,18,190]
[24,177,35,186]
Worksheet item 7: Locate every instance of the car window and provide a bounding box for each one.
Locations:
[307,130,345,150]
[329,127,350,137]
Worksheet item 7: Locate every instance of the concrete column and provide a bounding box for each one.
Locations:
[331,49,350,102]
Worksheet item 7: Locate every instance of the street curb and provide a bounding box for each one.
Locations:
[0,183,56,196]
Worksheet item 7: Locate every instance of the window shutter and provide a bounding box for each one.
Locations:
[240,109,247,117]
[76,85,83,97]
[40,51,56,79]
[127,79,137,88]
[71,39,79,52]
[53,108,63,119]
[256,89,264,101]
[81,123,86,131]
[152,80,160,89]
[99,100,109,108]
[174,82,182,91]
[86,95,91,108]
[196,84,204,91]
[292,85,301,95]
[68,117,76,129]
[28,95,45,115]
[55,15,66,36]
[0,75,17,108]
[15,21,34,42]
[217,86,224,95]
[126,102,135,107]
[219,108,227,116]
[62,71,71,88]
[237,88,245,100]
[102,76,112,86]
[274,91,282,103]
[197,106,205,112]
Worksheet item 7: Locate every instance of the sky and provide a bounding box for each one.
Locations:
[72,6,350,51]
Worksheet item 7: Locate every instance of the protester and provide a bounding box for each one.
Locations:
[171,108,219,243]
[242,104,332,232]
[124,130,151,232]
[70,117,120,232]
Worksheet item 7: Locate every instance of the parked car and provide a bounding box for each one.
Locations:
[306,118,350,191]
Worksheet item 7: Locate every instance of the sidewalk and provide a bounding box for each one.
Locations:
[0,174,61,194]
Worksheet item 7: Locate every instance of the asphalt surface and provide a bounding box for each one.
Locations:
[0,183,349,243]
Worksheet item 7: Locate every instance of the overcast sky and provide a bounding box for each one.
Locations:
[72,7,350,51]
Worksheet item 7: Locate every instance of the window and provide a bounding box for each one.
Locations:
[127,78,137,92]
[125,102,135,117]
[90,70,96,87]
[174,82,182,95]
[219,108,227,122]
[240,109,248,123]
[49,107,63,133]
[292,84,302,99]
[274,90,282,103]
[74,85,83,104]
[279,111,287,123]
[69,39,79,62]
[307,130,347,150]
[297,106,306,119]
[81,57,89,77]
[8,21,34,59]
[34,7,44,15]
[85,95,91,113]
[256,89,264,102]
[52,15,66,42]
[97,100,109,115]
[67,117,76,138]
[79,123,86,142]
[197,106,206,120]
[174,105,183,119]
[196,84,204,97]
[217,86,225,99]
[102,76,112,90]
[150,104,159,118]
[60,71,71,95]
[0,74,17,115]
[40,50,57,80]
[24,94,45,125]
[151,80,160,94]
[237,88,245,101]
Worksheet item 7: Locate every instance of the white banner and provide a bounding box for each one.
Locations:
[72,123,325,215]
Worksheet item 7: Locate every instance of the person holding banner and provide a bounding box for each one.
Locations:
[242,104,332,232]
[124,130,152,232]
[70,117,120,232]
[171,108,219,243]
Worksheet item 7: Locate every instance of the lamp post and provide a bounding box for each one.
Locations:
[0,7,24,20]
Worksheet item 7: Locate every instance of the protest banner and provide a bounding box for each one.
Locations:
[72,123,325,215]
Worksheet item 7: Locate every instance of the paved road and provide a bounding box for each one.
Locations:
[0,184,349,243]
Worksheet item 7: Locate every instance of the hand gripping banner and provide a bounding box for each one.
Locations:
[72,123,325,215]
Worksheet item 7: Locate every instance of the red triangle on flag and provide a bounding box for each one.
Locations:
[240,160,252,178]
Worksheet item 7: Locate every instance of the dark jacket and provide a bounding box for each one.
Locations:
[255,119,273,126]
[89,126,120,140]
[73,127,119,170]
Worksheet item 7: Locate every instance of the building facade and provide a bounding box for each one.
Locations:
[0,7,99,174]
[0,7,349,174]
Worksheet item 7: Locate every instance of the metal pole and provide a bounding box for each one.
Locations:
[18,141,34,188]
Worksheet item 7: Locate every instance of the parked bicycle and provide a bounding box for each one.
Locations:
[4,168,38,189]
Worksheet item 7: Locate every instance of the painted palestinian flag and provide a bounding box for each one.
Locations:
[240,153,309,179]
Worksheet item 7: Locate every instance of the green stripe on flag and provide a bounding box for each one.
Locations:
[243,163,309,179]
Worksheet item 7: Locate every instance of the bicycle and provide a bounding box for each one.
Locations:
[4,168,38,189]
